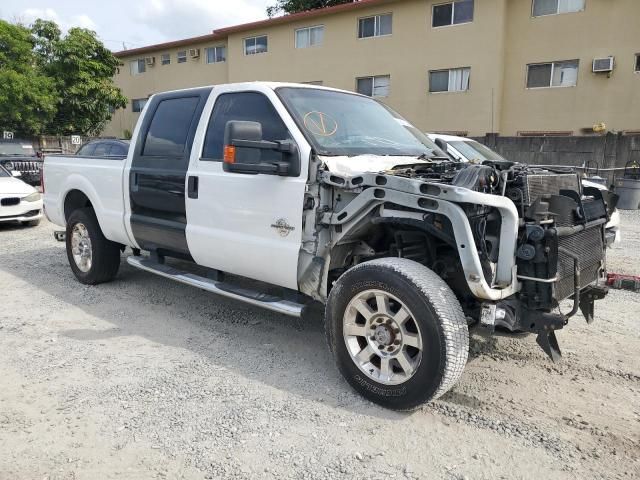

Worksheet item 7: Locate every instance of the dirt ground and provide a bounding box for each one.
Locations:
[0,213,638,480]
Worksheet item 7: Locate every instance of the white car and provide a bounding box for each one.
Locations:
[428,133,621,244]
[0,165,43,227]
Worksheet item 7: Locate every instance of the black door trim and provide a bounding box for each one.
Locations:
[129,87,213,256]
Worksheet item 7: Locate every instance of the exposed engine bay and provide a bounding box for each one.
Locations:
[308,157,617,361]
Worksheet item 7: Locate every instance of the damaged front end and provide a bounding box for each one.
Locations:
[309,156,614,362]
[479,166,614,361]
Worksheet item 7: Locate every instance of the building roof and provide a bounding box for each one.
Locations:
[114,0,394,58]
[113,32,225,58]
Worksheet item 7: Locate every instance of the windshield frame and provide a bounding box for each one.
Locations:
[275,86,447,159]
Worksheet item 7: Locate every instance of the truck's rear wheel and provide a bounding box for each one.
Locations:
[66,208,121,285]
[325,258,469,410]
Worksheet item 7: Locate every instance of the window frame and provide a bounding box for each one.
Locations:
[244,35,269,56]
[531,0,586,18]
[130,58,146,75]
[132,98,148,113]
[295,25,325,49]
[205,45,227,64]
[635,54,640,73]
[177,50,187,63]
[432,1,475,28]
[160,53,171,66]
[356,75,391,98]
[357,13,393,39]
[428,67,471,93]
[525,60,579,89]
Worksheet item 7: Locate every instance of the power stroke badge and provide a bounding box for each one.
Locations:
[271,219,295,237]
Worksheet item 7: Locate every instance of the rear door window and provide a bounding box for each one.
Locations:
[143,97,200,157]
[202,92,291,162]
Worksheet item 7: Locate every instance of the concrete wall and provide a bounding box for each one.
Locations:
[474,133,640,184]
[104,0,640,139]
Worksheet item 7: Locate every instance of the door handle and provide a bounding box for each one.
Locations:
[187,175,199,199]
[131,172,139,192]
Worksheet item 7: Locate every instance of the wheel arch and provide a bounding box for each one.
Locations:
[64,189,93,222]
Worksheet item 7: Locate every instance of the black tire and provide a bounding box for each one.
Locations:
[22,219,41,227]
[325,258,469,410]
[66,208,121,285]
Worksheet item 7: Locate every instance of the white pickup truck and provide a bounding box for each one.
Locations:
[44,82,615,410]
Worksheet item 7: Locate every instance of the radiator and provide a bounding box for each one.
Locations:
[556,226,604,300]
[523,173,581,206]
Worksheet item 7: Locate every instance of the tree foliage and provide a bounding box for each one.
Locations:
[267,0,354,17]
[0,18,127,137]
[0,21,57,136]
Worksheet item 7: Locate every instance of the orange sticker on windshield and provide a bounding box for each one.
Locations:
[303,111,338,137]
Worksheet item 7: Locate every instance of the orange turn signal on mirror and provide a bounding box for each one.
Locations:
[223,145,236,164]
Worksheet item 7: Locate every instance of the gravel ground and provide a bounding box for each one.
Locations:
[0,213,639,479]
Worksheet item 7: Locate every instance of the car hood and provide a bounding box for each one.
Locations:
[319,155,433,176]
[0,176,36,195]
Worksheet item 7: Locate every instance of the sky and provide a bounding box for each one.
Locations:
[0,0,273,51]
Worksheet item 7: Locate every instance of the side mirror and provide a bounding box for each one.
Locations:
[223,120,299,176]
[11,171,22,178]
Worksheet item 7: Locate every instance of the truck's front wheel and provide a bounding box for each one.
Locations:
[66,208,121,285]
[326,258,469,410]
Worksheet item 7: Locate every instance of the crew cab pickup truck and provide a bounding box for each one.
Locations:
[43,83,616,410]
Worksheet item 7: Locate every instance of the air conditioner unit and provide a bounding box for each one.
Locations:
[592,57,614,73]
[145,56,155,66]
[189,48,200,58]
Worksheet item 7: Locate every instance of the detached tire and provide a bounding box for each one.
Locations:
[326,258,469,410]
[66,208,121,285]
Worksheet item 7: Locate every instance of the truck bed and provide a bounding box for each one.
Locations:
[43,154,132,246]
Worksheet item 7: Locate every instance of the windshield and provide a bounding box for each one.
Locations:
[0,142,35,156]
[277,87,447,158]
[449,140,506,162]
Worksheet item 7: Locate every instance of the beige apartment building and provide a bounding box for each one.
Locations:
[105,0,640,138]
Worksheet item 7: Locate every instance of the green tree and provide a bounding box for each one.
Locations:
[31,23,127,136]
[0,20,57,136]
[267,0,353,17]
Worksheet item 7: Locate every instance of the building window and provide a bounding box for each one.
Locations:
[358,14,392,39]
[245,35,268,55]
[161,54,170,65]
[177,50,187,63]
[130,59,145,75]
[429,67,470,93]
[432,1,474,27]
[635,54,640,72]
[295,25,324,48]
[206,46,226,64]
[356,75,390,97]
[132,98,148,113]
[532,0,585,17]
[526,60,578,88]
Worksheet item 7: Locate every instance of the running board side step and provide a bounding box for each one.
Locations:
[126,256,305,317]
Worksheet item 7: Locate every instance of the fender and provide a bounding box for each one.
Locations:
[60,174,134,247]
